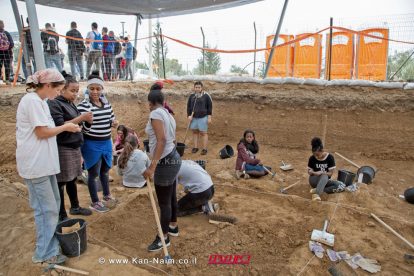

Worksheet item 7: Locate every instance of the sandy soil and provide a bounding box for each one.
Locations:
[0,81,413,275]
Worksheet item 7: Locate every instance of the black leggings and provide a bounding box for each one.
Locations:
[155,181,177,234]
[58,177,80,219]
[177,186,214,216]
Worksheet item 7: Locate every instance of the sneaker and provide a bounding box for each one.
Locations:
[103,195,118,209]
[213,203,220,212]
[32,254,67,264]
[191,148,199,154]
[235,170,243,180]
[148,235,170,252]
[312,194,321,201]
[310,188,317,194]
[70,207,92,216]
[201,149,208,155]
[203,201,215,214]
[168,225,179,237]
[89,201,109,213]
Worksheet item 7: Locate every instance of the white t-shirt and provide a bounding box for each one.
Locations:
[16,93,60,179]
[145,107,176,159]
[117,149,150,188]
[177,160,213,193]
[86,30,101,51]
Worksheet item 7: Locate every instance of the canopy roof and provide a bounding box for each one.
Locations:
[21,0,262,17]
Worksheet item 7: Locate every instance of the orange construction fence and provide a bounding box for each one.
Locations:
[265,34,294,77]
[325,31,355,80]
[293,33,322,78]
[355,28,389,80]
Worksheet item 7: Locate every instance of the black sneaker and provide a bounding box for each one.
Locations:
[191,148,199,154]
[201,149,208,155]
[70,207,92,216]
[147,235,170,252]
[168,225,179,237]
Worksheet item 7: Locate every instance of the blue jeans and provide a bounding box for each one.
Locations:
[68,51,84,79]
[25,175,60,261]
[245,164,271,172]
[45,53,63,72]
[87,157,110,203]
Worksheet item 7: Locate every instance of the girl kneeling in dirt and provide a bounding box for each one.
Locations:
[16,69,81,264]
[176,160,218,217]
[235,130,271,179]
[117,135,150,188]
[308,137,345,201]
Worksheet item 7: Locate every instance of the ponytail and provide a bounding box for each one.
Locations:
[117,135,138,169]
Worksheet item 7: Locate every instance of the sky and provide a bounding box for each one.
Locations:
[1,0,413,74]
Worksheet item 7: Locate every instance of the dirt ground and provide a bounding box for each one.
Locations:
[0,81,413,275]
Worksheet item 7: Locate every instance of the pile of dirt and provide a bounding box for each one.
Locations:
[0,81,413,275]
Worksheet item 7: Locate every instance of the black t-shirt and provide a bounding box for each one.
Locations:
[308,153,336,179]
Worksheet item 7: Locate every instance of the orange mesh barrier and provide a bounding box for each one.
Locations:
[265,35,294,77]
[325,32,354,79]
[355,28,389,80]
[293,33,322,78]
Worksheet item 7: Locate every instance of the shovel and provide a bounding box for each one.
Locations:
[280,160,294,171]
[262,165,276,179]
[311,220,335,247]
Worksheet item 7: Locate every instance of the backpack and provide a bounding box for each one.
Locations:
[105,37,115,54]
[46,35,59,55]
[0,32,10,51]
[114,41,122,55]
[91,31,103,50]
[133,46,137,60]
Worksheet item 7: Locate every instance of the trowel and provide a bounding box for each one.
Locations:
[311,220,335,247]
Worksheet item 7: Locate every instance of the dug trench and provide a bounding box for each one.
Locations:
[0,82,413,275]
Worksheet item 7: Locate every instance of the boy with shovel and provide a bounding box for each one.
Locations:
[187,81,212,155]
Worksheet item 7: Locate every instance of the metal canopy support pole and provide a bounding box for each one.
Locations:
[11,0,32,76]
[253,22,257,77]
[327,17,333,80]
[263,0,289,78]
[200,27,205,75]
[132,14,139,82]
[25,0,45,70]
[148,15,153,79]
[159,28,166,79]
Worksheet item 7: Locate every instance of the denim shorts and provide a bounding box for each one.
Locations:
[190,115,208,132]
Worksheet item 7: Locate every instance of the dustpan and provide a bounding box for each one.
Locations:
[280,161,294,171]
[311,220,335,247]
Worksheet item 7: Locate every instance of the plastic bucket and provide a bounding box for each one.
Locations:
[404,187,414,204]
[356,166,376,184]
[337,169,356,186]
[143,139,150,153]
[195,160,206,170]
[55,218,87,257]
[176,143,186,157]
[219,145,234,159]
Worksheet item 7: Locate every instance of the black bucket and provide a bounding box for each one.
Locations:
[219,145,234,159]
[356,166,376,184]
[143,139,150,153]
[195,160,206,170]
[176,143,186,157]
[337,169,356,186]
[404,187,414,204]
[55,218,87,257]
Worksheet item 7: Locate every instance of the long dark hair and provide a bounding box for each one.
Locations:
[239,129,259,154]
[118,135,139,169]
[117,125,129,145]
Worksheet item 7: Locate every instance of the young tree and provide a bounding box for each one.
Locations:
[194,43,221,75]
[230,64,247,75]
[146,21,168,78]
[387,50,414,81]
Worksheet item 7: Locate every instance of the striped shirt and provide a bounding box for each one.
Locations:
[77,99,115,140]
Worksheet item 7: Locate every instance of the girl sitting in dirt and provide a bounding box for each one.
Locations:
[117,135,150,188]
[308,137,346,201]
[113,125,139,156]
[235,130,271,179]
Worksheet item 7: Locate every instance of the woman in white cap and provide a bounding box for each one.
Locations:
[77,70,118,213]
[16,69,81,264]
